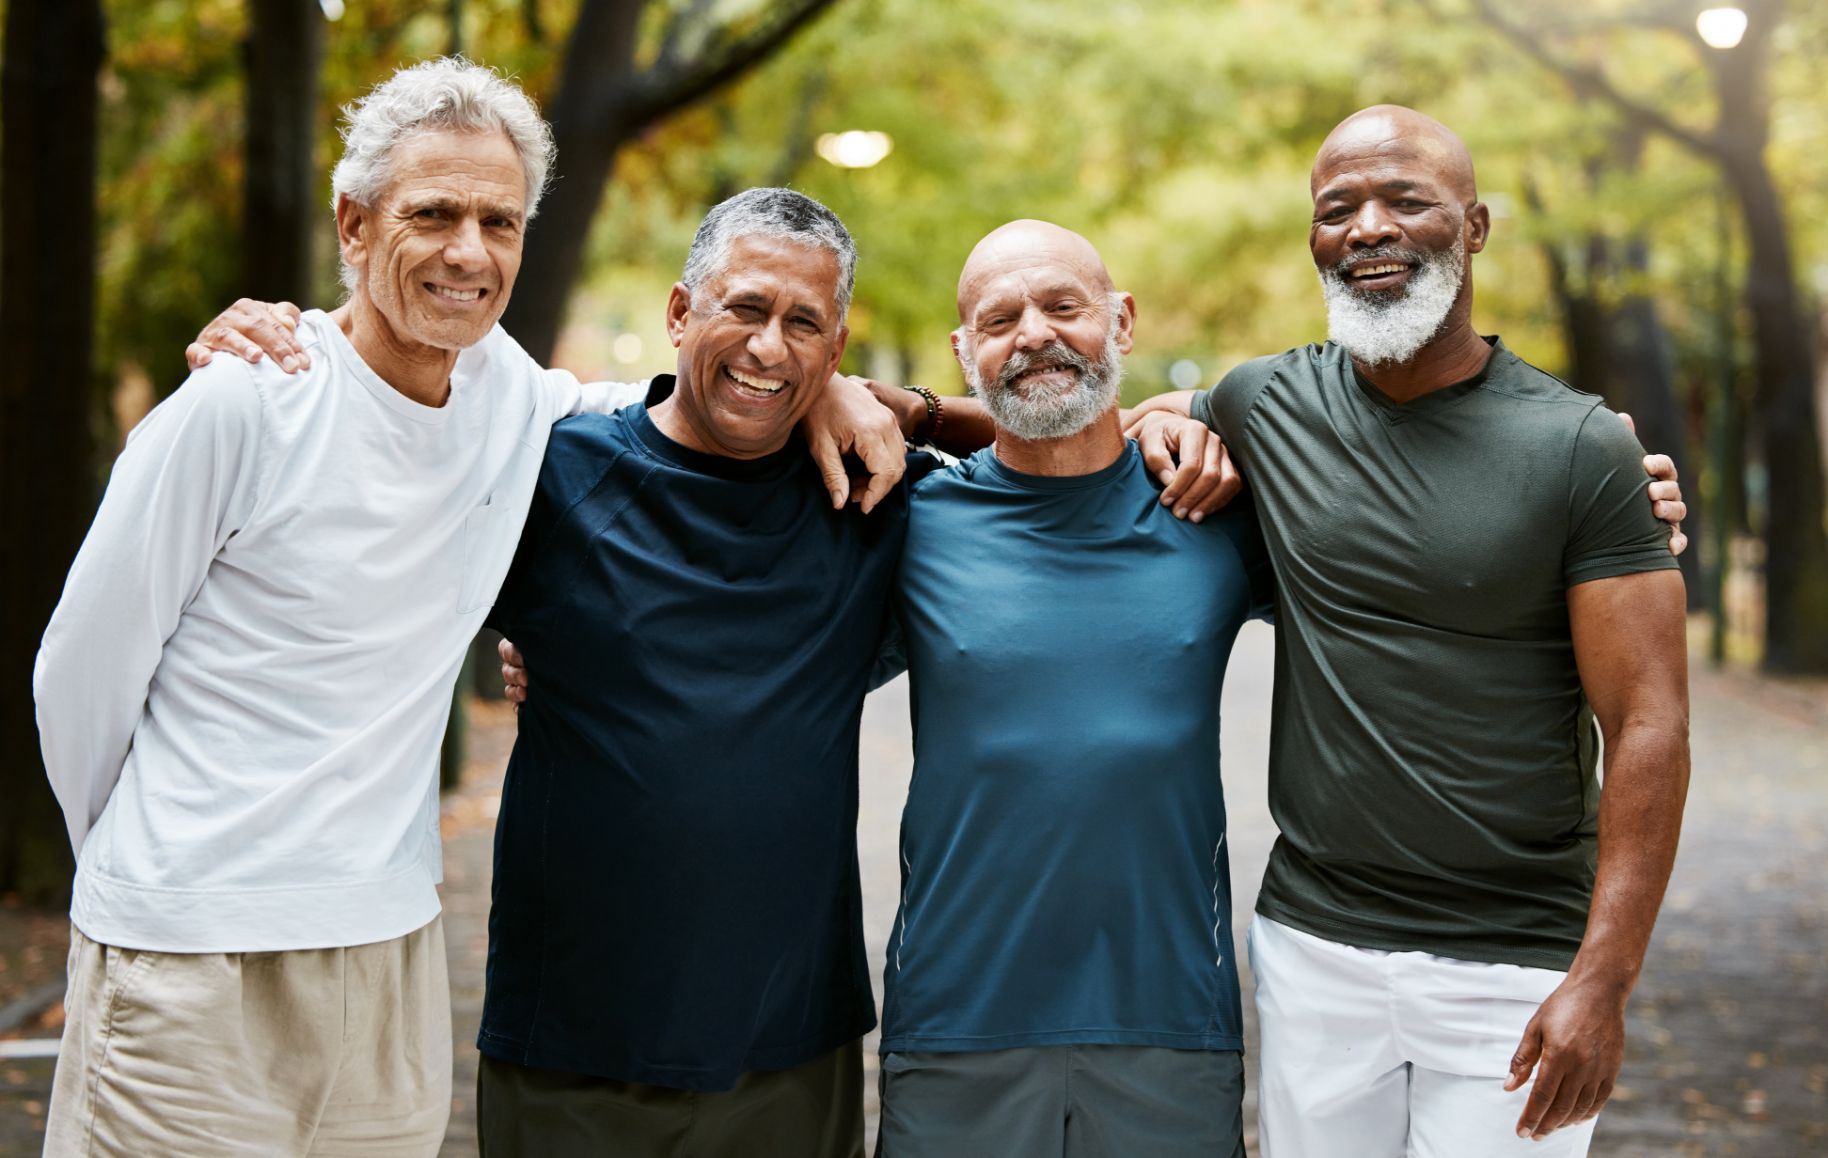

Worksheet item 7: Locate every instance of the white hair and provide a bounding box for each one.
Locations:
[961,292,1127,441]
[331,57,556,291]
[1319,238,1465,367]
[680,187,858,323]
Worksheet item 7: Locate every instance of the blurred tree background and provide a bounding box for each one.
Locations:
[3,0,1826,901]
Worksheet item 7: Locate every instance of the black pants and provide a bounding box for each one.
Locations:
[477,1040,864,1158]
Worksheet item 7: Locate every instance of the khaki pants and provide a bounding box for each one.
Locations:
[45,917,451,1157]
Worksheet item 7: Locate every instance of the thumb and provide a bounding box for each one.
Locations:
[1617,411,1636,436]
[1505,1016,1545,1092]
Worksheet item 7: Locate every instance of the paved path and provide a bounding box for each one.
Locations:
[4,625,1825,1155]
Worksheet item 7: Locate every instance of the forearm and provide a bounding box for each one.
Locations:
[869,381,994,456]
[1122,389,1198,427]
[1566,721,1690,995]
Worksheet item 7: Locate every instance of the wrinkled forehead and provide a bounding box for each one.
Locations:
[1310,119,1475,203]
[383,130,529,205]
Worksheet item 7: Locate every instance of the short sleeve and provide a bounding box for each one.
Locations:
[1189,355,1282,472]
[1563,405,1678,588]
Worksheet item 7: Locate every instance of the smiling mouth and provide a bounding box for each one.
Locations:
[426,283,486,303]
[724,366,788,398]
[1349,262,1414,281]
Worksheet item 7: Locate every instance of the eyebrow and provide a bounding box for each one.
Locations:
[1316,177,1431,204]
[972,284,1091,322]
[725,289,831,326]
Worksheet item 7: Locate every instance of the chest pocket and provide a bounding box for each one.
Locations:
[457,499,522,613]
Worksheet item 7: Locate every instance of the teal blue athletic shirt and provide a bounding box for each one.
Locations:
[878,442,1274,1054]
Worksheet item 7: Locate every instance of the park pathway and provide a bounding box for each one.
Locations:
[2,625,1824,1155]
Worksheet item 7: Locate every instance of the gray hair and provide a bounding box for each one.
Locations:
[331,57,556,291]
[680,188,858,323]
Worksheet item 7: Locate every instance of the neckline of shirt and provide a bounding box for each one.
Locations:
[628,396,804,482]
[308,309,470,426]
[977,440,1139,493]
[1341,337,1508,425]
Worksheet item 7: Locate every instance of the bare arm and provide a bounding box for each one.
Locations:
[1507,568,1690,1140]
[861,377,995,458]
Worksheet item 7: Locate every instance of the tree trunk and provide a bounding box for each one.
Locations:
[1727,155,1828,671]
[241,0,321,305]
[1712,6,1828,671]
[499,0,647,365]
[0,0,106,904]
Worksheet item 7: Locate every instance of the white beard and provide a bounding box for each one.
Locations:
[1320,238,1465,367]
[965,318,1124,442]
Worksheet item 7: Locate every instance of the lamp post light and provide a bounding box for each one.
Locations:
[1700,6,1746,664]
[816,131,894,170]
[1695,7,1747,50]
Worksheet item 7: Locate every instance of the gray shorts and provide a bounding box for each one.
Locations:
[876,1045,1245,1158]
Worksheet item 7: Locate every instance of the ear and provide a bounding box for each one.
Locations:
[824,325,850,379]
[1112,292,1138,356]
[665,283,691,348]
[335,195,369,282]
[1465,200,1491,256]
[950,329,968,373]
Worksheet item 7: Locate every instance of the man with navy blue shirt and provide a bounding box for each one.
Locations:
[473,188,915,1158]
[865,220,1271,1158]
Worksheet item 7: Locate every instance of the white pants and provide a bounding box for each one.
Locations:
[1248,915,1598,1158]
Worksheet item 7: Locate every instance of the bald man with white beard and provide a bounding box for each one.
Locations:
[863,220,1273,1158]
[1129,105,1690,1157]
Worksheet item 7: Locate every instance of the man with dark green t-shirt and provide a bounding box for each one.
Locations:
[1130,106,1690,1157]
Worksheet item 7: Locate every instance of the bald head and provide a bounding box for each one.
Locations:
[951,219,1135,444]
[957,219,1115,321]
[1314,105,1477,203]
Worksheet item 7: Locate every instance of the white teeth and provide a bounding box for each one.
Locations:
[1351,263,1409,278]
[726,367,785,394]
[430,285,482,302]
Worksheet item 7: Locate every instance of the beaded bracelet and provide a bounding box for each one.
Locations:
[902,384,945,444]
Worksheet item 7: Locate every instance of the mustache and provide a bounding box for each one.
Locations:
[993,341,1096,390]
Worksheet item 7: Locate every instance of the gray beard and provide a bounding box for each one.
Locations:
[1319,239,1465,368]
[966,329,1124,442]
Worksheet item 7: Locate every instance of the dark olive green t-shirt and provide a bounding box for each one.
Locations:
[1191,339,1677,970]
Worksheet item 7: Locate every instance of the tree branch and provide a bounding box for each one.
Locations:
[621,0,837,130]
[1466,0,1722,160]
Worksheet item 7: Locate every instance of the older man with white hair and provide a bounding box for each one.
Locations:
[34,58,659,1155]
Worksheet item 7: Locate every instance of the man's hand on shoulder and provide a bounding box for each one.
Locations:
[186,299,311,374]
[1123,408,1241,522]
[801,374,908,514]
[1620,413,1688,556]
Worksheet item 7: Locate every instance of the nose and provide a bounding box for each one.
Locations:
[1012,304,1056,351]
[1345,200,1401,250]
[746,315,788,366]
[443,217,489,271]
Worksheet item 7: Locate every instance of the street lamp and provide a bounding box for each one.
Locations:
[1696,7,1747,50]
[816,131,894,170]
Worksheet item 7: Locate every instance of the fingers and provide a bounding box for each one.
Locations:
[1669,527,1689,556]
[1504,1018,1543,1094]
[1514,1056,1565,1141]
[274,300,304,328]
[185,342,214,370]
[808,431,851,510]
[1136,416,1176,488]
[855,429,907,515]
[196,298,309,372]
[1617,411,1635,435]
[1652,499,1687,524]
[1160,426,1207,515]
[497,636,525,672]
[1568,1076,1611,1126]
[1642,453,1676,482]
[1181,438,1242,521]
[1526,1060,1588,1141]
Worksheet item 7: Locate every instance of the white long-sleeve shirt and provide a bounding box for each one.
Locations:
[33,310,644,952]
